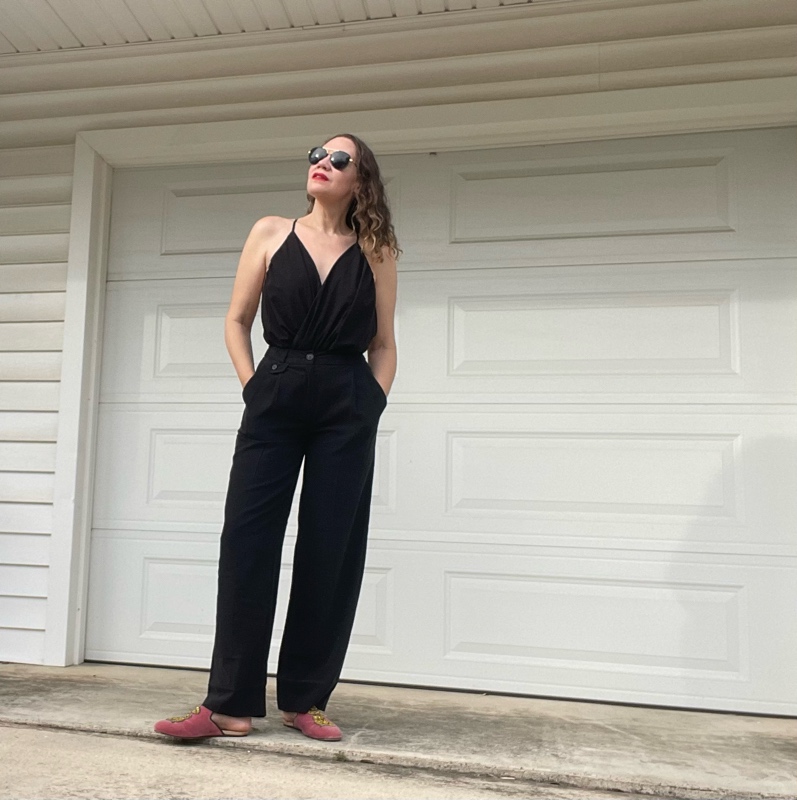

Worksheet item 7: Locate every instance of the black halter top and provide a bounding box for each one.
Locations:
[260,218,378,354]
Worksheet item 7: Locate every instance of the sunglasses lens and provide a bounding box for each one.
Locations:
[308,147,326,165]
[330,152,352,170]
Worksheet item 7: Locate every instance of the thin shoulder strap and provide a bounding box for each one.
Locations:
[291,218,297,232]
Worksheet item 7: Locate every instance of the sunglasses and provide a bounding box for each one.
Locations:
[308,146,356,171]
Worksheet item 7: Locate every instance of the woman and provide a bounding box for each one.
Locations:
[154,134,399,742]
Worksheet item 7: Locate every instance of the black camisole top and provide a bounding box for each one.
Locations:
[260,218,378,354]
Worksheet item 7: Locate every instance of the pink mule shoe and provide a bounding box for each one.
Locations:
[283,706,342,741]
[154,705,250,739]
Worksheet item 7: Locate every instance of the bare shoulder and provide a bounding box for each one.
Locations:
[249,214,292,242]
[363,243,398,280]
[247,215,295,269]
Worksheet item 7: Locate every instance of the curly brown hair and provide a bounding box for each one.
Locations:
[305,133,402,265]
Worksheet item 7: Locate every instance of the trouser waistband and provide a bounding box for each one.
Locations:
[265,344,363,365]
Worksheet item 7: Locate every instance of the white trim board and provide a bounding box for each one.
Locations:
[45,140,112,666]
[80,78,797,168]
[46,76,797,665]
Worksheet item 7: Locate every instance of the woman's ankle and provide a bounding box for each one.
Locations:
[211,711,252,724]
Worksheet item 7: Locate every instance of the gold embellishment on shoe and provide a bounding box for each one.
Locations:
[167,706,201,722]
[308,706,333,726]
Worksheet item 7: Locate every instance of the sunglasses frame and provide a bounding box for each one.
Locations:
[308,146,357,170]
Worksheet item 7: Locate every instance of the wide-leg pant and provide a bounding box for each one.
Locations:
[202,344,387,718]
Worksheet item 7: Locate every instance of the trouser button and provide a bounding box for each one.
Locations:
[306,353,314,360]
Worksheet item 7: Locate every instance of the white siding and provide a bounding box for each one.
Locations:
[0,3,795,149]
[0,144,73,664]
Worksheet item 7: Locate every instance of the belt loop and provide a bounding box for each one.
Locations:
[265,344,292,365]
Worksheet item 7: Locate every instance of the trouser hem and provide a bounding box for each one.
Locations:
[202,689,267,718]
[276,678,333,713]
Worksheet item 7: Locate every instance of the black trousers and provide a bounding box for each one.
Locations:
[202,344,387,718]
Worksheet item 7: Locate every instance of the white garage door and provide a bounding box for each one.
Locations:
[86,127,797,715]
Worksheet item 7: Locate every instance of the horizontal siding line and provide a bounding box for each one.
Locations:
[0,592,46,599]
[0,468,55,474]
[0,171,73,178]
[1,229,72,238]
[0,176,72,185]
[0,290,66,295]
[0,208,72,214]
[0,291,66,295]
[0,261,68,266]
[0,320,64,324]
[0,439,59,443]
[0,200,71,209]
[1,137,83,148]
[0,624,46,632]
[0,470,55,476]
[0,229,69,235]
[0,259,69,266]
[0,172,73,180]
[0,530,50,536]
[0,499,54,506]
[0,293,66,298]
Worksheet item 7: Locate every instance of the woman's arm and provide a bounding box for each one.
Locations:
[225,216,278,388]
[365,245,398,397]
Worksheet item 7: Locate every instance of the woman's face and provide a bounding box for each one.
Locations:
[307,137,359,201]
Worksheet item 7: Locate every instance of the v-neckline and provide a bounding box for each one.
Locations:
[292,224,359,287]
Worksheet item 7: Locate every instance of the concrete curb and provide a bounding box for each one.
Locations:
[0,715,789,800]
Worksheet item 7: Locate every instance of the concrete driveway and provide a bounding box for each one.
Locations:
[0,662,794,799]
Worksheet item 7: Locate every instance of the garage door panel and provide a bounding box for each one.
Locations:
[389,409,797,549]
[443,567,744,679]
[450,289,738,377]
[450,149,735,241]
[447,430,737,520]
[398,264,797,400]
